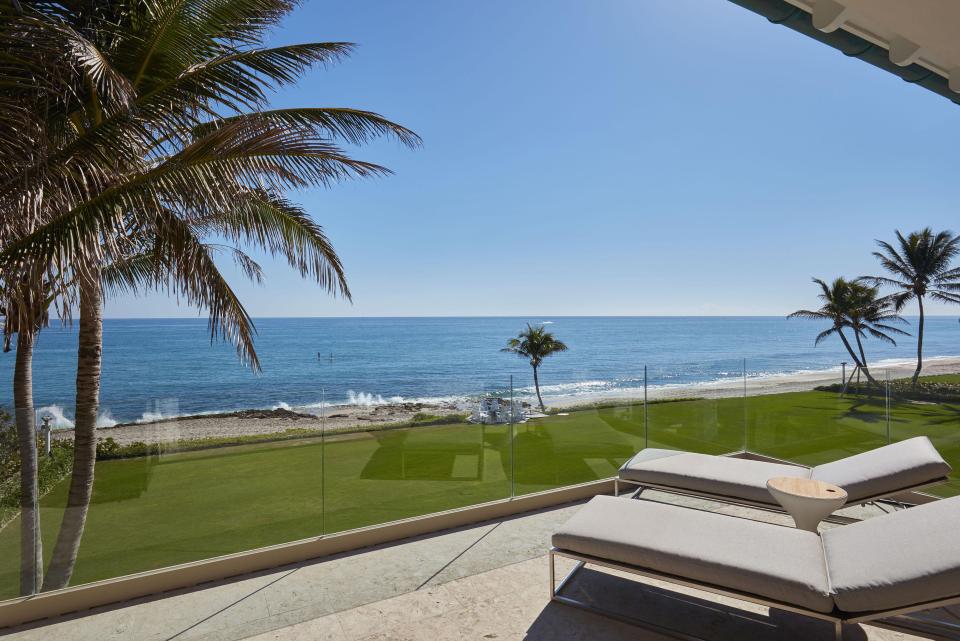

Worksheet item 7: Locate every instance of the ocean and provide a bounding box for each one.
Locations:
[0,316,957,425]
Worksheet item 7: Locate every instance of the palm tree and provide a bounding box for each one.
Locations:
[0,4,120,593]
[787,278,903,387]
[1,0,419,591]
[843,280,909,381]
[871,228,960,386]
[502,324,568,412]
[0,287,48,595]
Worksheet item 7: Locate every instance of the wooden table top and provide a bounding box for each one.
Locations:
[766,476,847,500]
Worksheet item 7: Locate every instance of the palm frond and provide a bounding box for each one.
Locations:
[813,327,836,346]
[149,210,260,369]
[199,187,349,298]
[191,108,421,149]
[140,43,354,114]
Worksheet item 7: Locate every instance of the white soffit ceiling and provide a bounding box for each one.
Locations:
[785,0,960,92]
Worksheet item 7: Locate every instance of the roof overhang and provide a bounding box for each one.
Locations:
[727,0,960,105]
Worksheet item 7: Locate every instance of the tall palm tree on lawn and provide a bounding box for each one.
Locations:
[0,0,419,591]
[870,228,960,387]
[502,324,568,412]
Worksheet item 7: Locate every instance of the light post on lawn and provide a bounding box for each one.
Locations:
[40,414,53,456]
[840,362,848,397]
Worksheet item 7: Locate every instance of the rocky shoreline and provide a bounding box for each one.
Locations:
[52,402,464,447]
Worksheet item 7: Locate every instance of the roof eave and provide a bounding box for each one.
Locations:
[727,0,960,106]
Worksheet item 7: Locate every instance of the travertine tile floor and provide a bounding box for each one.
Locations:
[1,492,951,641]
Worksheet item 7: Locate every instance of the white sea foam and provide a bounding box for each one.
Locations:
[508,379,614,399]
[37,404,74,429]
[35,404,120,429]
[345,390,405,407]
[96,410,118,428]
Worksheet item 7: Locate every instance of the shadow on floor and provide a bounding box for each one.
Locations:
[525,567,871,641]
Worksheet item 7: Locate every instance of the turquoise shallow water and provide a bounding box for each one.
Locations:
[0,316,956,423]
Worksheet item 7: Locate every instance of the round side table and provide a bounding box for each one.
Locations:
[766,477,847,533]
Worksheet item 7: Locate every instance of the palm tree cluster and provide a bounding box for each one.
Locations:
[789,228,960,389]
[1,0,418,595]
[788,278,906,387]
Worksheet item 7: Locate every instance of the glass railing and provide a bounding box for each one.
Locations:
[323,378,513,534]
[2,359,959,602]
[744,364,889,467]
[514,371,643,496]
[647,361,746,455]
[885,370,960,498]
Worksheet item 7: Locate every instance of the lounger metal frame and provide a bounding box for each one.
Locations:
[549,547,960,641]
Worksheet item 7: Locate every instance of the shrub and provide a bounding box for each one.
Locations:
[96,437,121,459]
[815,376,960,404]
[0,410,74,529]
[96,439,163,460]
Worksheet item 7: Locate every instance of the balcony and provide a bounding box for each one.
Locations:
[3,489,954,641]
[2,361,959,639]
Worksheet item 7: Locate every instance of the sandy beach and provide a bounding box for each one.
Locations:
[549,355,960,407]
[50,356,960,447]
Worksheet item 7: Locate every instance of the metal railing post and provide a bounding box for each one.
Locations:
[742,358,748,453]
[885,371,891,443]
[510,374,515,499]
[321,386,326,536]
[643,365,648,450]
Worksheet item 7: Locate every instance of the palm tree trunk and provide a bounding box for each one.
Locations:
[852,331,878,390]
[42,275,102,591]
[912,296,925,387]
[14,327,42,595]
[853,332,869,373]
[532,365,545,413]
[837,330,878,385]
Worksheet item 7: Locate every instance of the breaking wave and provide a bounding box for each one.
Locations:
[35,404,118,429]
[345,390,405,407]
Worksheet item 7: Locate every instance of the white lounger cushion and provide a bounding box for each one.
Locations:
[554,493,960,616]
[811,437,952,503]
[618,449,809,505]
[552,495,835,613]
[619,438,950,506]
[824,496,960,613]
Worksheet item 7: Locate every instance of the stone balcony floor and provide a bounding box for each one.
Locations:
[2,491,952,641]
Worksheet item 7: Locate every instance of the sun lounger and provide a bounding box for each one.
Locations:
[617,436,950,508]
[551,494,960,640]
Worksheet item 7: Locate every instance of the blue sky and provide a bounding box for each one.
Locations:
[107,0,960,318]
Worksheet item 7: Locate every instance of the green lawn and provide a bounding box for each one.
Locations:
[1,388,957,599]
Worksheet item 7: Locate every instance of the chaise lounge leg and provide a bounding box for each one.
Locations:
[835,620,842,641]
[549,550,556,599]
[614,478,619,497]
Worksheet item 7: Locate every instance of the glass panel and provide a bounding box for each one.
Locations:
[322,378,512,534]
[646,361,745,455]
[744,359,888,467]
[513,370,644,496]
[886,366,960,498]
[0,397,325,600]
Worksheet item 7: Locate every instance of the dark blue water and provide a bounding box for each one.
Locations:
[0,316,957,424]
